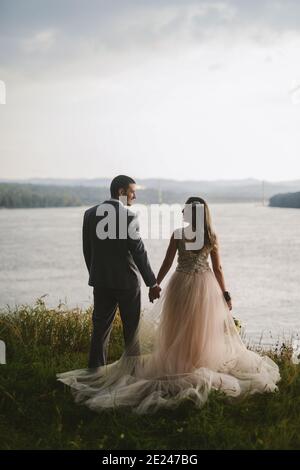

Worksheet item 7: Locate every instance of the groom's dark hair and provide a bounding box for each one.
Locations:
[110,175,136,198]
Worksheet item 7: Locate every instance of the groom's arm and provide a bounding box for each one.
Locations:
[82,210,91,273]
[127,214,157,288]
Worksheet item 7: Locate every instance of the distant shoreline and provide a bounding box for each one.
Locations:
[0,200,270,209]
[1,180,297,208]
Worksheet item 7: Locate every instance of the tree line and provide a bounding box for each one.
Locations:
[0,183,108,208]
[269,191,300,208]
[2,182,290,208]
[0,182,174,208]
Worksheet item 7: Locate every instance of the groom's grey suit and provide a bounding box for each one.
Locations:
[83,198,157,368]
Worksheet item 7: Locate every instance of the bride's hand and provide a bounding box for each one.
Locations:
[149,285,161,303]
[226,299,232,311]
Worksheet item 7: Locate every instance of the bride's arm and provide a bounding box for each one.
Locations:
[210,235,232,310]
[156,232,177,285]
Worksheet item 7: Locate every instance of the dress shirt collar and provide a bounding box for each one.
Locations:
[109,197,126,206]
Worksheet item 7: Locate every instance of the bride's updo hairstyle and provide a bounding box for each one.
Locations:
[184,196,217,251]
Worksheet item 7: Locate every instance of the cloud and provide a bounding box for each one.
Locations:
[289,80,300,104]
[21,29,57,54]
[1,0,300,80]
[1,0,300,181]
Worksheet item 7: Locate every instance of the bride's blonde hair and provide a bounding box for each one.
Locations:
[184,196,217,251]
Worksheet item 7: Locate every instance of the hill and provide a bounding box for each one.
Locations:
[1,178,300,208]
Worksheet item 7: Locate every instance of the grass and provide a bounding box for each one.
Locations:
[0,296,300,450]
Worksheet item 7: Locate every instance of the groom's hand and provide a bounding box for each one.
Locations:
[149,285,161,303]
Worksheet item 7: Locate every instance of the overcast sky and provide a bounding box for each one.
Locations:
[0,0,300,181]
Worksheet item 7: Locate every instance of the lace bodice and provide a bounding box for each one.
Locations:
[175,227,212,274]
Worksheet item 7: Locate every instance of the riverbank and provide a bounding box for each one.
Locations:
[0,298,299,450]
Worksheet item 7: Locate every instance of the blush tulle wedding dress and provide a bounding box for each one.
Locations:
[57,228,280,414]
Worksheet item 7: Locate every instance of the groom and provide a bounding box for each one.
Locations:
[83,175,161,369]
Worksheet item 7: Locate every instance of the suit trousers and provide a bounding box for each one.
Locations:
[88,284,141,368]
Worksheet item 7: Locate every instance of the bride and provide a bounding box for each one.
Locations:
[57,197,280,414]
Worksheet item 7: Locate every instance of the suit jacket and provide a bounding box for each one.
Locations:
[82,199,157,289]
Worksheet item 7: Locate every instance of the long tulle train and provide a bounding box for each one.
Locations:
[57,269,280,414]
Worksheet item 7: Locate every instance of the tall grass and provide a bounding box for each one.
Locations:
[0,297,300,450]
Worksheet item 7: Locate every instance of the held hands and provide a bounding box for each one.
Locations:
[149,285,161,303]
